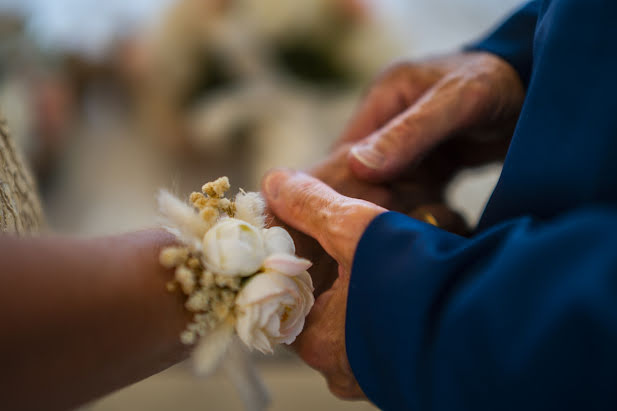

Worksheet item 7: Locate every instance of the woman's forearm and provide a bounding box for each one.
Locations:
[0,230,189,410]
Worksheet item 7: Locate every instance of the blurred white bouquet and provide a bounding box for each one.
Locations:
[158,177,314,410]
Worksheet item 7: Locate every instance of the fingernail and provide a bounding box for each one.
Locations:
[263,170,286,199]
[351,143,385,170]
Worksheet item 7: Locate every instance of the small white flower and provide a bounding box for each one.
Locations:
[263,226,295,255]
[235,258,314,354]
[203,218,266,276]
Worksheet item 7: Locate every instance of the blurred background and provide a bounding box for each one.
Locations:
[0,0,521,409]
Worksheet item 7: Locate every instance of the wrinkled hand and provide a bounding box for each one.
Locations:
[340,51,525,182]
[263,169,386,400]
[270,144,395,296]
[270,52,521,294]
[260,51,525,400]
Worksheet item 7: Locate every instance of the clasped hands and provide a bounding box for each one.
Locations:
[262,51,525,400]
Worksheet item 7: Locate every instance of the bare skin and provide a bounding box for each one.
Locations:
[263,51,526,400]
[0,230,190,411]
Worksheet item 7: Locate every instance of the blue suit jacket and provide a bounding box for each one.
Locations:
[347,1,617,409]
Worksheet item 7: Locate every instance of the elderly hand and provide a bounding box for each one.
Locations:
[267,144,394,296]
[263,169,386,400]
[268,52,521,309]
[340,51,525,183]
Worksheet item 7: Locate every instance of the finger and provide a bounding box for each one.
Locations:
[306,144,394,208]
[336,86,411,147]
[336,70,436,148]
[262,169,344,259]
[262,169,384,266]
[349,71,492,183]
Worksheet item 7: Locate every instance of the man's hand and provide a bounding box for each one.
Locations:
[261,52,523,400]
[340,51,525,182]
[268,144,395,297]
[263,169,386,400]
[271,52,521,306]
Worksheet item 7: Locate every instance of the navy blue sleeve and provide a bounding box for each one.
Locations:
[466,1,540,87]
[347,209,617,410]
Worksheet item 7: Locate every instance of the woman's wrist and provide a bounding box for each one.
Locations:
[0,230,192,409]
[121,229,192,365]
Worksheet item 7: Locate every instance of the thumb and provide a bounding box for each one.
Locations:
[349,72,490,183]
[262,169,384,267]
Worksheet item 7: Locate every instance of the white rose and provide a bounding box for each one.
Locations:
[263,226,295,255]
[235,255,314,353]
[202,218,266,276]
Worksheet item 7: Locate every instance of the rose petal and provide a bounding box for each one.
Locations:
[278,315,305,345]
[236,305,258,348]
[263,253,312,277]
[253,328,274,354]
[258,298,282,328]
[264,312,281,337]
[263,227,295,255]
[236,272,293,306]
[295,271,315,294]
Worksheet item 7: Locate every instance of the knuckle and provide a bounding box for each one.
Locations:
[289,180,326,216]
[458,55,503,102]
[370,61,417,95]
[382,61,416,81]
[325,200,355,237]
[464,77,492,105]
[381,114,418,150]
[324,201,376,248]
[439,69,494,121]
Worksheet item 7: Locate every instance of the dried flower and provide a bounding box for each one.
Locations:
[187,257,201,269]
[181,330,197,345]
[190,192,209,209]
[201,271,215,288]
[262,253,312,276]
[186,291,211,312]
[159,177,314,391]
[234,191,266,228]
[202,218,266,276]
[158,190,211,251]
[202,176,230,198]
[175,266,196,295]
[263,226,295,255]
[159,246,189,268]
[200,207,219,225]
[235,268,314,354]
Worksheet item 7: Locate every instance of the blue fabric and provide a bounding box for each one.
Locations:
[467,1,541,87]
[346,1,617,409]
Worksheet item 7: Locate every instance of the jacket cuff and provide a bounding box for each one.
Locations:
[345,212,462,408]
